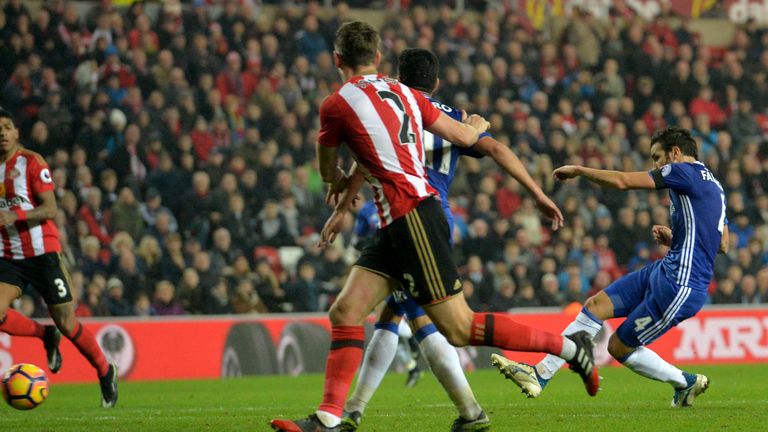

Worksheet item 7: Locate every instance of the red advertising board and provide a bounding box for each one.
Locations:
[1,308,766,384]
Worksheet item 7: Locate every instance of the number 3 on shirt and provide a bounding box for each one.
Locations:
[377,90,415,145]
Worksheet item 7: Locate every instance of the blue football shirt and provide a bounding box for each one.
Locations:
[650,162,726,290]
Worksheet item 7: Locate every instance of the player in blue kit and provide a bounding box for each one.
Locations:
[325,48,564,431]
[493,126,728,407]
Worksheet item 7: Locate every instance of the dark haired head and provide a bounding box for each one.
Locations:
[398,48,439,93]
[0,109,13,124]
[650,126,698,159]
[334,21,380,69]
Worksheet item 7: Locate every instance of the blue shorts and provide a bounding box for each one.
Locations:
[606,260,708,348]
[386,291,426,321]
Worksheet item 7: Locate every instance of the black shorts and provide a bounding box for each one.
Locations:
[355,197,462,306]
[0,253,74,305]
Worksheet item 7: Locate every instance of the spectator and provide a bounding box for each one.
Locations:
[288,261,320,312]
[110,187,145,240]
[105,277,133,317]
[152,280,186,316]
[205,278,234,315]
[232,279,268,314]
[489,276,517,312]
[538,274,564,307]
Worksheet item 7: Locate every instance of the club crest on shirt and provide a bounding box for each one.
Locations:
[661,164,672,177]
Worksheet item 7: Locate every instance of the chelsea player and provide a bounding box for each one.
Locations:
[494,126,728,408]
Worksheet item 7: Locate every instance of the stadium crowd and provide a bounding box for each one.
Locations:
[1,0,767,318]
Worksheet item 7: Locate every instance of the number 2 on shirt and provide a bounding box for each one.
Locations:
[377,90,415,145]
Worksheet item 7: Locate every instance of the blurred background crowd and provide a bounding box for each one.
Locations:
[2,0,767,318]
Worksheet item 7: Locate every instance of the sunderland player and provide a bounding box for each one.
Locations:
[493,126,726,407]
[0,109,118,407]
[338,48,564,431]
[270,22,597,432]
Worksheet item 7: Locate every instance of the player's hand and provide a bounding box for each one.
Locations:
[553,165,582,181]
[0,211,17,226]
[465,114,490,133]
[534,194,565,231]
[325,166,350,206]
[318,209,345,248]
[652,225,673,246]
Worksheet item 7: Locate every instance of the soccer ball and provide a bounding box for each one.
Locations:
[1,364,49,410]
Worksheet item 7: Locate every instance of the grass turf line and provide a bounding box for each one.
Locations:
[2,364,766,431]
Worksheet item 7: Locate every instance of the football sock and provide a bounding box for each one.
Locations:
[470,313,565,357]
[66,322,109,377]
[0,309,45,338]
[619,346,688,388]
[344,324,398,415]
[417,324,482,420]
[318,325,365,425]
[537,309,603,379]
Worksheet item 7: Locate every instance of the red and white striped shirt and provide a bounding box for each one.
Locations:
[318,74,441,227]
[0,149,60,259]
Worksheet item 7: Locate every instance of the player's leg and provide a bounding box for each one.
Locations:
[0,283,46,338]
[33,253,116,407]
[409,313,487,430]
[343,296,405,426]
[395,198,598,396]
[0,261,61,373]
[495,266,655,397]
[610,266,709,407]
[271,267,394,431]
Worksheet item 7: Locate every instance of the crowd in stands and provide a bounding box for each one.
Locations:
[2,0,768,318]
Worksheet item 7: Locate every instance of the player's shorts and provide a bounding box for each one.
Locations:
[606,260,708,348]
[0,253,74,305]
[354,196,462,306]
[386,291,427,320]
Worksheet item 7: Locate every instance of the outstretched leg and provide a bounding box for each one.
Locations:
[424,293,599,396]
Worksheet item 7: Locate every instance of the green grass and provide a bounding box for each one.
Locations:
[3,364,768,431]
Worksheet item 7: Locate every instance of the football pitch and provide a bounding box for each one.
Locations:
[3,364,767,431]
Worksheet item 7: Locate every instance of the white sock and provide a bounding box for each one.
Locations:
[621,346,688,388]
[344,328,398,414]
[537,311,603,379]
[420,331,482,420]
[315,410,341,427]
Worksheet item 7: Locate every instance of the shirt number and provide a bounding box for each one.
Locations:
[377,90,415,145]
[54,278,68,298]
[423,131,452,175]
[717,193,726,234]
[634,316,653,332]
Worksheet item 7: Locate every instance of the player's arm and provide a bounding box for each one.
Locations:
[319,164,367,248]
[0,190,58,226]
[719,225,729,254]
[474,135,564,229]
[331,164,366,212]
[317,95,349,196]
[317,142,341,184]
[425,112,488,148]
[553,165,657,190]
